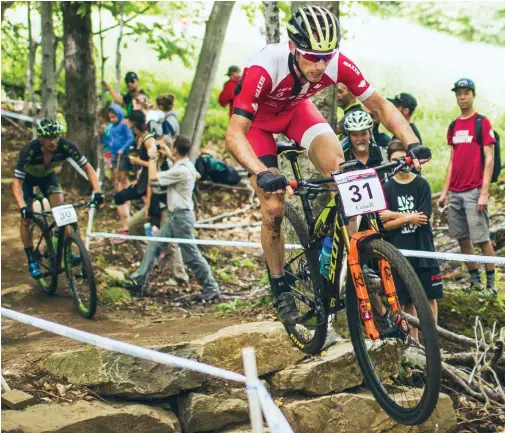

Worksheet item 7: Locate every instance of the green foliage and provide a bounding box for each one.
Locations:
[100,286,132,304]
[362,2,505,46]
[233,258,258,271]
[215,298,247,313]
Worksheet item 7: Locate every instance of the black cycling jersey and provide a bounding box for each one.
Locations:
[14,138,88,181]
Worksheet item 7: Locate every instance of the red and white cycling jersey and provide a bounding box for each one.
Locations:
[233,42,375,121]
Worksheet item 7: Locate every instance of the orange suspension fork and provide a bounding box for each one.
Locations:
[348,230,381,340]
[379,259,401,313]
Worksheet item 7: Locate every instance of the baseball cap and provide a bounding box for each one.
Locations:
[226,65,241,76]
[451,78,475,92]
[387,92,418,112]
[124,71,138,82]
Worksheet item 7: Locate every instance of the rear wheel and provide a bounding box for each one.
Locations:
[280,202,327,354]
[30,219,57,295]
[64,231,97,319]
[347,238,440,425]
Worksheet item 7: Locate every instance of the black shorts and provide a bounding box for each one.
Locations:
[394,266,444,306]
[114,184,145,206]
[22,173,63,206]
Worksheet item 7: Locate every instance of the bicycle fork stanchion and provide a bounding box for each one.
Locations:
[242,348,264,433]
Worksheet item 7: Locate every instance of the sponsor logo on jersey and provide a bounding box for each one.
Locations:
[252,103,258,113]
[490,129,495,139]
[313,84,323,89]
[343,61,360,76]
[255,76,266,98]
[358,79,367,88]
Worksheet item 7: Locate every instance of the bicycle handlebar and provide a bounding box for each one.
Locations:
[33,201,94,218]
[289,156,414,192]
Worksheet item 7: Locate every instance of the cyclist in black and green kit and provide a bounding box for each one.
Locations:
[12,118,104,278]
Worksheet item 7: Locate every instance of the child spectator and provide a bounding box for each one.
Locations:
[108,104,134,195]
[379,140,443,339]
[156,93,179,146]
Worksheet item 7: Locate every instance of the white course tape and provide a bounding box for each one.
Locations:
[255,381,295,433]
[1,109,35,122]
[89,231,505,264]
[0,307,246,384]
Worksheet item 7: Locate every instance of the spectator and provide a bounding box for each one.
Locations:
[155,93,180,146]
[123,135,221,301]
[387,93,422,144]
[336,83,363,135]
[132,93,166,138]
[437,78,497,296]
[342,111,383,168]
[103,71,148,116]
[380,140,443,338]
[219,65,241,118]
[108,104,134,196]
[97,107,113,172]
[113,110,155,243]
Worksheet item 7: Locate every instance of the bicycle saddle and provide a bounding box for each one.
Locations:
[277,140,305,155]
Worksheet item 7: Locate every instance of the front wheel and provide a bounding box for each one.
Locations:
[347,238,440,425]
[64,231,97,319]
[280,202,327,354]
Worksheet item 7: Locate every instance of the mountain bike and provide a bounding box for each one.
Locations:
[276,140,441,425]
[30,194,98,319]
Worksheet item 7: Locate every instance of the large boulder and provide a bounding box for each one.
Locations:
[281,392,456,433]
[177,391,249,433]
[1,400,180,433]
[193,322,306,375]
[271,341,397,395]
[44,345,204,399]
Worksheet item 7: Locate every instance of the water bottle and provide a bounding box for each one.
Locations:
[144,222,154,237]
[319,236,333,279]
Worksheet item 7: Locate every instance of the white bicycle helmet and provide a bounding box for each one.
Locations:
[343,110,373,132]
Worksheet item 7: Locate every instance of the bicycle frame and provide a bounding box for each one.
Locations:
[280,146,405,340]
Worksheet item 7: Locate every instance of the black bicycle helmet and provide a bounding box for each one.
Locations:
[36,117,62,137]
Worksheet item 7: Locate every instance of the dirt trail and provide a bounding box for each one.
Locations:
[0,180,250,373]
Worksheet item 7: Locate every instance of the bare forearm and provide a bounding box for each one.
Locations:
[383,214,413,230]
[148,159,158,182]
[225,129,268,176]
[83,164,101,192]
[12,179,26,209]
[109,88,124,106]
[480,154,494,196]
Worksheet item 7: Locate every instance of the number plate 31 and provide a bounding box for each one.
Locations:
[52,204,78,227]
[333,168,387,217]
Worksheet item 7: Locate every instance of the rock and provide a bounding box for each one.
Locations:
[1,284,33,306]
[1,389,37,410]
[44,345,204,399]
[217,425,271,433]
[104,267,126,281]
[271,341,397,395]
[177,392,249,433]
[1,400,180,433]
[281,392,456,433]
[193,322,306,375]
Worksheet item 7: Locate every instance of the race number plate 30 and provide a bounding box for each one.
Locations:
[52,204,78,227]
[333,168,387,217]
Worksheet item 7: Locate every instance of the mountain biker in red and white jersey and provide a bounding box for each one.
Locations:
[225,5,431,325]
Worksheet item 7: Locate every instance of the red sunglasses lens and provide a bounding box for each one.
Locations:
[300,51,336,63]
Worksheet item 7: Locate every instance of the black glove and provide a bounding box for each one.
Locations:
[20,206,33,220]
[91,192,104,207]
[256,171,288,193]
[407,143,432,160]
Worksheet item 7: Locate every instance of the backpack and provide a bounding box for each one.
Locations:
[150,112,179,139]
[195,153,241,186]
[449,114,502,183]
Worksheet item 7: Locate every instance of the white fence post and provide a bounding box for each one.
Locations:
[242,347,264,433]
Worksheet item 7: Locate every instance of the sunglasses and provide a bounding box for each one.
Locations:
[125,79,136,84]
[296,48,337,63]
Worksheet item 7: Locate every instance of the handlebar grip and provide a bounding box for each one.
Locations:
[405,156,413,165]
[288,180,298,190]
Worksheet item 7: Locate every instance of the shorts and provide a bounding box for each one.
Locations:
[448,188,490,244]
[22,173,63,206]
[247,99,334,169]
[111,152,132,172]
[114,184,145,206]
[394,266,444,306]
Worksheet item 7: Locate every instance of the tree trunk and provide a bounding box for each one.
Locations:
[98,3,106,107]
[180,1,235,161]
[115,2,125,93]
[263,1,280,44]
[61,1,97,192]
[23,1,37,118]
[41,1,58,119]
